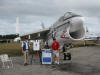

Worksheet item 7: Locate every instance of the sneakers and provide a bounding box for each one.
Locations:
[54,61,57,64]
[54,61,59,65]
[24,63,28,66]
[57,62,59,64]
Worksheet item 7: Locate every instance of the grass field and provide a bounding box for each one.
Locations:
[0,41,98,57]
[0,43,22,57]
[72,40,97,47]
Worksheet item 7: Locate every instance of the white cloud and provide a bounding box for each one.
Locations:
[0,0,100,35]
[84,17,100,33]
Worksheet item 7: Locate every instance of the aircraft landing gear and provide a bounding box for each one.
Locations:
[67,52,71,60]
[62,43,72,61]
[63,52,71,60]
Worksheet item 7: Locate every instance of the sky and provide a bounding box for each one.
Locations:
[0,0,100,35]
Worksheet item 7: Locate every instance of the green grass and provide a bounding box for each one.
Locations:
[0,42,33,57]
[72,40,96,47]
[0,43,22,57]
[0,41,98,57]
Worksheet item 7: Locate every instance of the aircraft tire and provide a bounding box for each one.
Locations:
[67,53,71,60]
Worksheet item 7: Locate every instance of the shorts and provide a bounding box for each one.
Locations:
[53,50,59,57]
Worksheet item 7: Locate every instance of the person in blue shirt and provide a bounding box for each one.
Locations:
[22,37,30,66]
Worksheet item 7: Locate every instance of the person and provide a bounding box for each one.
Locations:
[22,37,30,66]
[51,39,60,64]
[44,41,50,49]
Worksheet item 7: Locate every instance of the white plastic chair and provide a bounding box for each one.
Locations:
[0,54,13,69]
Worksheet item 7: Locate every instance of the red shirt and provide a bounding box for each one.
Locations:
[51,41,60,50]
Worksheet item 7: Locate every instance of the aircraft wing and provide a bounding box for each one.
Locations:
[20,28,50,40]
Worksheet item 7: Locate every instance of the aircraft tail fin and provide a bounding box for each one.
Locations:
[41,22,45,29]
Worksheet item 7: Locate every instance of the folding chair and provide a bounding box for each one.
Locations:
[0,54,13,69]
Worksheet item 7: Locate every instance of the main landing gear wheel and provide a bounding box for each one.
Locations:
[67,53,71,60]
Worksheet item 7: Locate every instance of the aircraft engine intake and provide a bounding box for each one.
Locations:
[68,17,85,40]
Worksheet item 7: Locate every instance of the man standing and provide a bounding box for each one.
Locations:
[22,37,30,66]
[51,39,60,64]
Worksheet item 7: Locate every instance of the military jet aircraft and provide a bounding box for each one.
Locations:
[20,12,85,46]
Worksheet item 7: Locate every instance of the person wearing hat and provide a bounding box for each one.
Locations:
[22,37,30,66]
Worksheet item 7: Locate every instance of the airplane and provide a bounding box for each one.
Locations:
[84,27,99,41]
[20,12,85,47]
[84,33,100,43]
